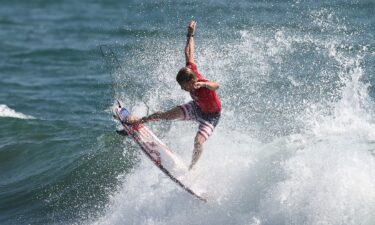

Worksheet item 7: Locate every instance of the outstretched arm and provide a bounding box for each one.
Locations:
[185,21,196,65]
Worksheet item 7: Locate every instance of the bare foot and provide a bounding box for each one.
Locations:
[126,115,140,124]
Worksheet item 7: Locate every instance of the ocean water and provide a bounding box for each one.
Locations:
[1,0,375,224]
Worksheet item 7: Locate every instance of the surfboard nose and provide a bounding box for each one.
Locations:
[119,107,130,121]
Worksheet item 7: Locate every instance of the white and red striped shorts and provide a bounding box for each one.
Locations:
[179,101,221,140]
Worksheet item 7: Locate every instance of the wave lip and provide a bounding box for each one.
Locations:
[0,104,34,119]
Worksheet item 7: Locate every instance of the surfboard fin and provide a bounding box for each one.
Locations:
[116,129,128,136]
[116,100,122,108]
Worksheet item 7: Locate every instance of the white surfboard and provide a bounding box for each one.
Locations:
[113,101,207,202]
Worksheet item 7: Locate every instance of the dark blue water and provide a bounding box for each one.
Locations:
[1,0,375,224]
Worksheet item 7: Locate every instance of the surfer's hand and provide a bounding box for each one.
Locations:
[194,82,206,89]
[187,21,196,35]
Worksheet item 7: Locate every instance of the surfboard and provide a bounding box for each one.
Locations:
[113,101,207,202]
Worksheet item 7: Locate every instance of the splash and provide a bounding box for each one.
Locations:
[0,104,34,119]
[91,4,375,225]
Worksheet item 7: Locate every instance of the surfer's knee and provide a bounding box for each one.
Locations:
[194,133,206,148]
[194,141,203,151]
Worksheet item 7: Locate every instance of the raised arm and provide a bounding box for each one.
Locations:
[185,21,196,65]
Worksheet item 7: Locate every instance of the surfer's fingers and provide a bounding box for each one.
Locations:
[188,21,196,33]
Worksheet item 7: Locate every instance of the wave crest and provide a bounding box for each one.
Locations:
[0,104,34,119]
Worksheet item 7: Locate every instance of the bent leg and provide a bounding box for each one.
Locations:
[189,132,206,170]
[188,115,218,170]
[142,106,184,123]
[159,106,185,120]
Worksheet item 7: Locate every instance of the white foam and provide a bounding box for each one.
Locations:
[92,16,375,224]
[0,104,34,119]
[90,126,265,225]
[261,134,375,225]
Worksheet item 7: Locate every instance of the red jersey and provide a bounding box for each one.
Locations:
[187,62,221,114]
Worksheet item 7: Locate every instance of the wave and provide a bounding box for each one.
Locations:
[0,104,34,119]
[88,5,375,225]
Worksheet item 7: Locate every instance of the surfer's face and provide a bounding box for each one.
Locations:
[179,80,195,92]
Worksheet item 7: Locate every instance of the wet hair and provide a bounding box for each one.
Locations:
[176,67,197,84]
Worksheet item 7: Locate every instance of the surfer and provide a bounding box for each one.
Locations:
[128,21,221,170]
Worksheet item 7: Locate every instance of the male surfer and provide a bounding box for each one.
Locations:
[126,21,221,170]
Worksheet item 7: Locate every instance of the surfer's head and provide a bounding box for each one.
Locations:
[176,67,197,92]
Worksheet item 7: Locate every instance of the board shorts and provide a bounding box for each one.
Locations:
[178,101,221,140]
